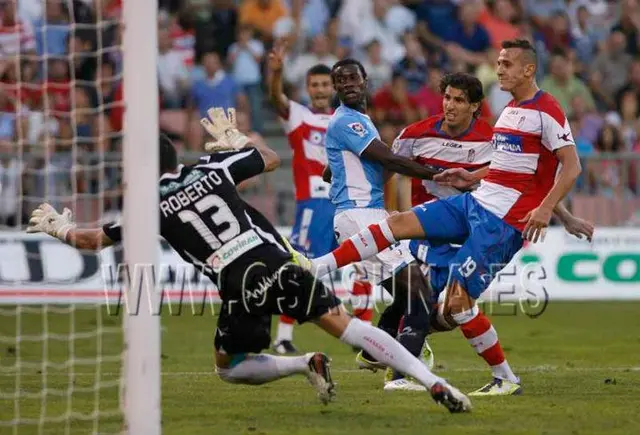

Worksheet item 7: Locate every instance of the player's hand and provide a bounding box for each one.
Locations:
[26,203,76,241]
[519,206,553,243]
[433,168,476,190]
[563,216,594,242]
[267,39,286,74]
[200,107,252,151]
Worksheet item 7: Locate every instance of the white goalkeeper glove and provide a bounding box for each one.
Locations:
[26,203,76,242]
[200,107,252,152]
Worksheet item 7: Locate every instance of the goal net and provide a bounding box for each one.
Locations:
[0,1,160,433]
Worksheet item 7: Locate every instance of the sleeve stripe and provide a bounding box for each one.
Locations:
[357,136,377,156]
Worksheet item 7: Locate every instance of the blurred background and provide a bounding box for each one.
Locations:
[0,0,639,229]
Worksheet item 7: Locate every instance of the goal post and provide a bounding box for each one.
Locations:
[121,0,162,434]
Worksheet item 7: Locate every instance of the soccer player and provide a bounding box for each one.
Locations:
[324,59,447,374]
[305,39,584,396]
[25,108,472,413]
[266,43,372,354]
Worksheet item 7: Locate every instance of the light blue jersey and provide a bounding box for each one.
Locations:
[325,104,384,212]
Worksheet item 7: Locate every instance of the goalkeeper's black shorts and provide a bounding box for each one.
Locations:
[214,245,341,355]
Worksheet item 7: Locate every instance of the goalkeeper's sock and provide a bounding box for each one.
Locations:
[216,354,309,385]
[311,221,396,276]
[340,318,444,388]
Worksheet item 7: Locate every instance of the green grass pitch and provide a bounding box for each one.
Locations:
[1,301,639,434]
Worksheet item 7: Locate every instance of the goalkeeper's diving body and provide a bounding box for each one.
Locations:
[26,108,472,413]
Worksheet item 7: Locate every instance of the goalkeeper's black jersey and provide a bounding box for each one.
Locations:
[102,148,290,280]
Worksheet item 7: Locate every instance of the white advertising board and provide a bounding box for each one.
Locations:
[0,227,638,305]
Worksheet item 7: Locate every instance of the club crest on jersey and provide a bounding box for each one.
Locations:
[467,149,476,162]
[517,116,526,129]
[348,122,367,137]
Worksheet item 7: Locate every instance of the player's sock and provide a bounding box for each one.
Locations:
[452,309,519,383]
[351,280,373,324]
[393,297,430,380]
[340,318,444,388]
[311,221,396,276]
[216,354,310,385]
[275,315,295,343]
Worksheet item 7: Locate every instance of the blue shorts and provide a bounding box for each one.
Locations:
[409,240,458,299]
[290,198,338,258]
[411,193,524,299]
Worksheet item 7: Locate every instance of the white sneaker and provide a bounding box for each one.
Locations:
[383,378,427,392]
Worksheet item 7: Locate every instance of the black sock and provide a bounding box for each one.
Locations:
[392,296,430,380]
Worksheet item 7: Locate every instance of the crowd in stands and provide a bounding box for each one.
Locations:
[0,0,639,227]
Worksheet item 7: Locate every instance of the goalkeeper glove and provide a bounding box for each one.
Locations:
[200,107,252,152]
[26,203,76,242]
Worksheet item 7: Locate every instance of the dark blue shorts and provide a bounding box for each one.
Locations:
[290,198,338,258]
[411,193,524,299]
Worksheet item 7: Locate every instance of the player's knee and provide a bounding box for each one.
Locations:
[386,211,420,240]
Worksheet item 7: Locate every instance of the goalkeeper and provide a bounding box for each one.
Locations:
[26,107,472,413]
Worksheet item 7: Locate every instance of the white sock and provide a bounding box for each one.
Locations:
[216,354,309,385]
[276,322,294,342]
[492,361,520,384]
[340,318,444,388]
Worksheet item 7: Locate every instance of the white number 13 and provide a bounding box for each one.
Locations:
[178,194,240,250]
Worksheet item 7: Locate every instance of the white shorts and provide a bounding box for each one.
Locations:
[334,208,415,285]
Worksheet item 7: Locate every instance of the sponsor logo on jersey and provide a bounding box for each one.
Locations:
[348,122,367,137]
[207,229,263,273]
[557,132,571,142]
[493,133,523,153]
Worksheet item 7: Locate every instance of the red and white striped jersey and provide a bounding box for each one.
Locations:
[281,100,333,201]
[392,115,493,206]
[471,91,575,231]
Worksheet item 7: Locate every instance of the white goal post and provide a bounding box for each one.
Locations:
[122,0,162,434]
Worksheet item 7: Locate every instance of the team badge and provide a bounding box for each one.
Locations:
[467,149,476,162]
[348,122,367,137]
[517,116,526,129]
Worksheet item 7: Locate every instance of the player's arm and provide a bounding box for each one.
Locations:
[362,139,441,180]
[266,40,290,119]
[396,175,413,211]
[433,165,490,191]
[521,145,582,242]
[553,202,594,242]
[26,203,118,251]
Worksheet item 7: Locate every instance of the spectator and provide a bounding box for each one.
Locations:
[0,0,36,57]
[193,0,238,60]
[616,59,640,115]
[443,0,491,68]
[589,31,632,103]
[234,110,269,192]
[186,51,247,149]
[541,10,574,52]
[285,33,337,102]
[0,140,24,227]
[157,27,190,109]
[478,0,521,50]
[68,28,98,84]
[587,123,634,198]
[361,39,392,94]
[393,33,428,94]
[167,7,196,70]
[523,0,568,29]
[414,67,444,117]
[33,0,70,59]
[570,94,604,146]
[571,5,607,67]
[372,72,424,127]
[227,25,265,134]
[611,0,640,55]
[541,48,595,117]
[285,0,330,39]
[239,0,288,43]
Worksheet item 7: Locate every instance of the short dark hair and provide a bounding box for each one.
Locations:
[439,72,484,105]
[501,39,537,64]
[159,133,178,174]
[306,64,332,79]
[330,58,367,80]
